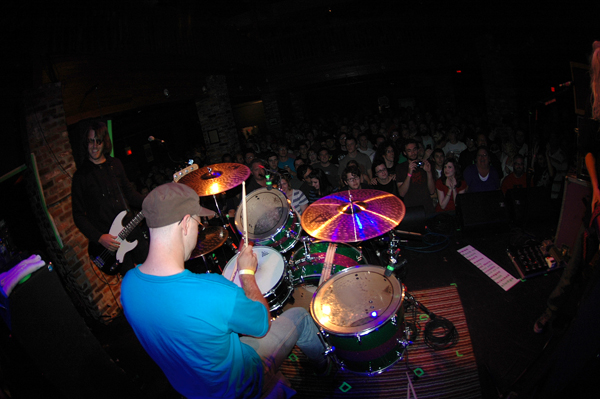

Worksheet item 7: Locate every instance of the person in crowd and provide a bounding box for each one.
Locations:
[296,143,309,163]
[371,158,399,197]
[234,152,245,164]
[246,159,268,193]
[357,132,376,161]
[277,144,296,176]
[121,183,331,399]
[244,149,256,167]
[335,132,348,162]
[339,165,370,191]
[430,148,446,180]
[373,141,398,176]
[463,146,500,192]
[295,163,314,196]
[435,158,467,212]
[307,168,334,203]
[279,172,309,215]
[459,135,478,172]
[529,149,554,191]
[338,136,373,181]
[313,148,340,190]
[501,154,527,194]
[346,160,370,186]
[308,149,319,165]
[500,140,519,180]
[396,139,435,215]
[442,126,467,161]
[266,152,285,177]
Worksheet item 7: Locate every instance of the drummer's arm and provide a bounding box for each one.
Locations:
[237,244,271,332]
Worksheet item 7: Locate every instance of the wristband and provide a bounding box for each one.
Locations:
[239,269,255,275]
[407,173,412,178]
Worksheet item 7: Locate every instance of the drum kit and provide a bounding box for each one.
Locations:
[178,162,438,376]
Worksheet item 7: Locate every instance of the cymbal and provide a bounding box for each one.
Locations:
[179,163,251,196]
[190,226,229,258]
[301,189,405,242]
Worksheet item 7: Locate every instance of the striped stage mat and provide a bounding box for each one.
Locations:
[279,285,481,398]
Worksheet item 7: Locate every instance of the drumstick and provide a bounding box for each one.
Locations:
[242,181,248,248]
[229,182,249,281]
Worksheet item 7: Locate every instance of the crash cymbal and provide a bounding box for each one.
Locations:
[301,189,405,242]
[190,226,229,258]
[179,163,251,196]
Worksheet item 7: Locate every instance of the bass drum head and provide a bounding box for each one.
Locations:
[310,265,403,336]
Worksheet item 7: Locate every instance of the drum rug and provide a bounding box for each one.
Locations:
[279,285,481,398]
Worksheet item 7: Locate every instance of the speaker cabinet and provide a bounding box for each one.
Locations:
[555,175,592,256]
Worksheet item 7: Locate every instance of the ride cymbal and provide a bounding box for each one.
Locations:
[301,189,405,242]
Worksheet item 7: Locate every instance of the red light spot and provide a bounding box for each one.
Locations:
[126,149,132,156]
[551,87,555,92]
[456,70,462,73]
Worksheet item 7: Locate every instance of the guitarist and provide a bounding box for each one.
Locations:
[72,120,149,275]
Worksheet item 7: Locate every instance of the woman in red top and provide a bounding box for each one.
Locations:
[435,158,467,212]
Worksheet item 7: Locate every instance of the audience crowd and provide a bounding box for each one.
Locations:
[225,106,575,218]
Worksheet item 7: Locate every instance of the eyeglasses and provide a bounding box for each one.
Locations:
[347,177,359,182]
[375,168,387,174]
[88,138,103,145]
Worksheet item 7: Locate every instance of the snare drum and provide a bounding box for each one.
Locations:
[310,265,406,375]
[235,188,301,253]
[222,246,293,312]
[290,241,366,285]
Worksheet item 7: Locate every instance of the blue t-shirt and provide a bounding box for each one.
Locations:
[121,268,269,399]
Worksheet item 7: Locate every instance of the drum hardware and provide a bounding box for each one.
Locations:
[290,242,367,286]
[403,291,457,350]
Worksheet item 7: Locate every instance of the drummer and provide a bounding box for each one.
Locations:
[121,183,332,399]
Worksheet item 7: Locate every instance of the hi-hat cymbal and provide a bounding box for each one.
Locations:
[301,189,405,242]
[179,163,251,196]
[190,226,229,258]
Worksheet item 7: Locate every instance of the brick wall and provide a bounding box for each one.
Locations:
[196,75,240,164]
[23,82,121,323]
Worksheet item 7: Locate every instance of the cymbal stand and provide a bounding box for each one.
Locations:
[210,193,240,247]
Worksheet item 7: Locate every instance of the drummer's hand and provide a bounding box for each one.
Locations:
[228,209,236,219]
[237,240,257,273]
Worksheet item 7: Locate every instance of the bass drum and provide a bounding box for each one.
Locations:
[222,246,293,312]
[290,241,366,286]
[310,265,406,375]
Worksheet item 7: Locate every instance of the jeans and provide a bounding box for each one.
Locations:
[240,307,326,396]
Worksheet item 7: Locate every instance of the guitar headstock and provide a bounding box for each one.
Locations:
[173,164,199,182]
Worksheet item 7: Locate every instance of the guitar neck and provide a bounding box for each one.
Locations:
[118,212,145,240]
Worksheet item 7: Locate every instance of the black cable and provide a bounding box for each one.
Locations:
[423,316,458,350]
